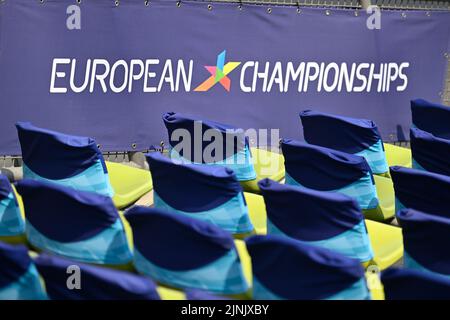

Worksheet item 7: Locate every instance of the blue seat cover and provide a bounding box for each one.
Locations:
[0,175,24,236]
[397,208,450,278]
[125,206,249,295]
[282,139,378,210]
[34,253,160,300]
[390,166,450,219]
[410,127,450,176]
[300,110,388,174]
[245,235,370,300]
[259,179,373,263]
[162,112,256,181]
[146,152,253,234]
[381,268,450,300]
[185,289,232,300]
[15,179,132,265]
[411,99,450,140]
[0,242,47,300]
[16,122,113,197]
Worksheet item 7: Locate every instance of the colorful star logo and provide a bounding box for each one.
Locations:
[194,50,241,92]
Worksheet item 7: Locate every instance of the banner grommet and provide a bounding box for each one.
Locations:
[354,10,359,17]
[207,4,212,11]
[145,0,149,6]
[325,9,331,16]
[131,143,137,149]
[114,0,119,7]
[176,1,181,8]
[267,7,272,14]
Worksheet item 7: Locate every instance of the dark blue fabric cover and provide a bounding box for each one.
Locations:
[281,139,372,190]
[245,235,365,299]
[411,99,450,140]
[15,179,118,242]
[410,127,450,176]
[125,206,235,271]
[390,166,450,219]
[162,112,246,162]
[299,110,383,154]
[381,268,450,300]
[0,174,16,200]
[396,208,450,275]
[34,253,160,300]
[146,152,242,212]
[185,289,231,300]
[258,179,363,240]
[0,242,31,289]
[16,122,107,179]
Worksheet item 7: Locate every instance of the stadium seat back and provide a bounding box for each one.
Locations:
[258,178,374,263]
[245,235,371,300]
[125,206,249,295]
[162,112,256,181]
[35,253,160,300]
[15,179,132,265]
[282,139,379,211]
[300,110,388,175]
[146,152,253,235]
[410,127,450,176]
[0,175,24,237]
[16,122,113,197]
[0,242,46,300]
[411,99,450,140]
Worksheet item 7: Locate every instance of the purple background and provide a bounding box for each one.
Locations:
[0,0,449,155]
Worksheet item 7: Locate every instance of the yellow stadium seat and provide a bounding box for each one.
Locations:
[240,148,285,194]
[106,161,153,209]
[363,175,396,221]
[157,285,186,300]
[383,143,412,169]
[244,192,267,235]
[365,220,403,270]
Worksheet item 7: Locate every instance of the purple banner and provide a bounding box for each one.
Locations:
[0,0,449,155]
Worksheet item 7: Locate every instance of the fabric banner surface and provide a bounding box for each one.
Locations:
[0,0,449,155]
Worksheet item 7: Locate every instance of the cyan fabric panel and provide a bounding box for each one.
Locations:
[146,152,243,212]
[125,207,248,294]
[246,235,368,300]
[16,122,113,197]
[299,110,388,174]
[154,191,253,234]
[411,99,450,140]
[35,254,160,300]
[397,208,450,277]
[169,144,256,181]
[0,242,46,300]
[23,162,114,197]
[26,219,132,265]
[0,175,24,236]
[285,172,378,210]
[267,219,373,263]
[410,127,450,176]
[381,268,450,300]
[134,249,248,295]
[390,166,450,219]
[0,264,47,300]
